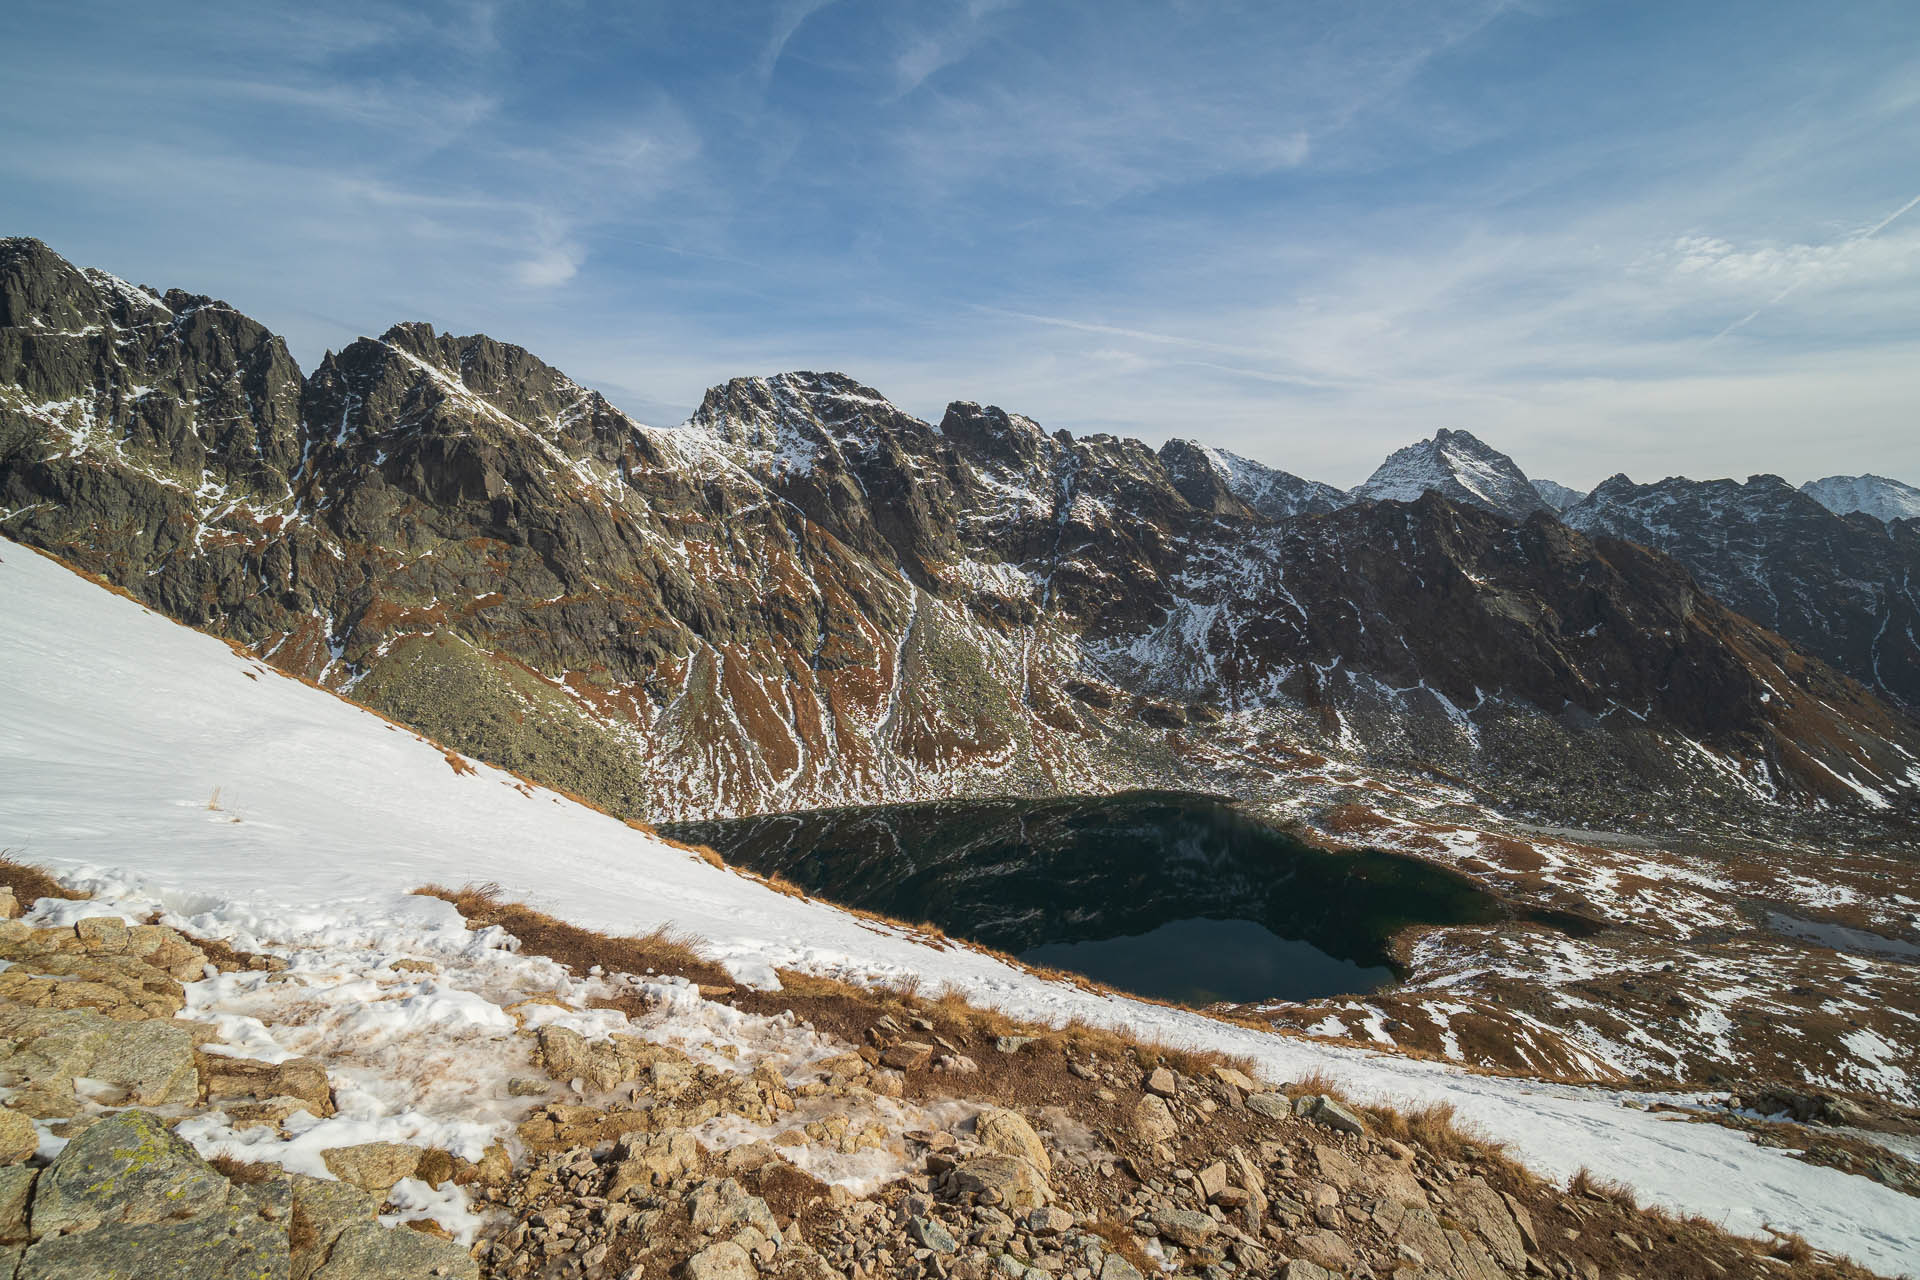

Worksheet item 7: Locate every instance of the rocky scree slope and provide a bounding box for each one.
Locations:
[3,237,1918,827]
[0,859,1878,1280]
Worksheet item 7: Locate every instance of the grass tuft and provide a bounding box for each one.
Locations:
[414,883,729,991]
[0,850,88,908]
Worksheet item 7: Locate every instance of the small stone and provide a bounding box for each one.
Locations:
[507,1077,549,1096]
[1211,1066,1255,1091]
[1196,1161,1229,1200]
[1145,1067,1178,1097]
[1027,1206,1073,1236]
[994,1036,1037,1054]
[1244,1093,1291,1121]
[909,1215,958,1253]
[882,1042,935,1071]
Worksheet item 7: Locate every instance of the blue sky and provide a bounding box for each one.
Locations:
[4,1,1917,489]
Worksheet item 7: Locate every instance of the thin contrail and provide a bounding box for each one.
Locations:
[1711,189,1920,341]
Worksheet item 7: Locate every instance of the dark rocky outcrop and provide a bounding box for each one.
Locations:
[1566,474,1920,712]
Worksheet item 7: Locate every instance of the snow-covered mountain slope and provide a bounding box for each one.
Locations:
[1804,474,1920,525]
[3,542,1918,1275]
[1530,478,1587,512]
[1348,428,1549,521]
[1156,439,1346,519]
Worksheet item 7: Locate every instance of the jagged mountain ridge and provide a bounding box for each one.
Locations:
[1565,475,1920,713]
[3,237,1918,827]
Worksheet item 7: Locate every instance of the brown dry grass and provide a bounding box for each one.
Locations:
[1570,1166,1639,1210]
[413,883,731,992]
[443,750,476,776]
[0,851,88,908]
[1363,1099,1505,1163]
[209,1154,279,1185]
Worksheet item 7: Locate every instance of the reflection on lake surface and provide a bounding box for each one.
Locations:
[664,791,1540,1006]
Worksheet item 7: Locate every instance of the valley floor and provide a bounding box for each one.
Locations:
[2,543,1919,1275]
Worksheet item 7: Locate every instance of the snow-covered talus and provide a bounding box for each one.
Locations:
[2,544,1917,1275]
[1804,474,1920,525]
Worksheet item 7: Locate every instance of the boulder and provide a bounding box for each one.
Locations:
[908,1214,958,1253]
[320,1142,425,1194]
[1448,1176,1527,1270]
[687,1178,778,1237]
[31,1110,230,1238]
[72,917,129,955]
[289,1175,380,1280]
[1152,1207,1216,1248]
[202,1054,335,1117]
[1301,1094,1367,1136]
[1244,1092,1291,1121]
[0,1110,37,1166]
[1130,1094,1178,1144]
[974,1109,1050,1176]
[19,1201,289,1280]
[685,1241,756,1280]
[0,1166,35,1242]
[880,1042,934,1071]
[86,1018,200,1105]
[307,1217,478,1280]
[1211,1065,1256,1091]
[1145,1067,1178,1096]
[951,1155,1050,1212]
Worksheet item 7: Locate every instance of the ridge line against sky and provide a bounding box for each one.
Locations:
[2,0,1917,490]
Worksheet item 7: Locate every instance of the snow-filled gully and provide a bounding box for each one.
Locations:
[2,543,1918,1275]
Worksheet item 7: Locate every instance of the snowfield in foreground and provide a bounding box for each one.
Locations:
[1,541,1917,1276]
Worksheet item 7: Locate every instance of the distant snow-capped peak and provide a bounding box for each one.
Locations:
[1350,428,1548,520]
[1802,474,1920,525]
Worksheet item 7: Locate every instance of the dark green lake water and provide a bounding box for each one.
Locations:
[663,790,1541,1006]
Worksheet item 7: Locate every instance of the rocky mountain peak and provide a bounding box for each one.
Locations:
[1350,428,1548,521]
[1158,439,1346,521]
[938,400,1057,475]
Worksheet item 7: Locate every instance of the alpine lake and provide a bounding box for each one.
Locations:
[663,790,1589,1008]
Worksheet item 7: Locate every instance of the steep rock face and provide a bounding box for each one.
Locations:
[4,240,1918,827]
[1157,439,1344,520]
[1803,473,1920,525]
[1530,478,1587,512]
[1350,429,1549,521]
[1565,474,1920,712]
